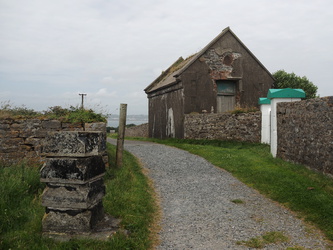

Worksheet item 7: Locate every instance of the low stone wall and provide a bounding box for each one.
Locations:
[0,118,106,165]
[184,112,261,143]
[277,97,333,175]
[125,123,148,138]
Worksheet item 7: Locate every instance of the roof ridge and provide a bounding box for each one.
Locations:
[145,26,275,93]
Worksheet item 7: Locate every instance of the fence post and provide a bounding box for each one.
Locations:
[116,104,127,167]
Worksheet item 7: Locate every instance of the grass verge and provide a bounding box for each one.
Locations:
[104,143,160,249]
[131,137,333,242]
[0,143,158,249]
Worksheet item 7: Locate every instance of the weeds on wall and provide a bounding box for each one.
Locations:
[0,101,107,123]
[229,106,259,114]
[44,106,107,123]
[0,101,40,118]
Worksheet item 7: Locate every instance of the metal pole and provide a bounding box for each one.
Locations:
[116,103,127,167]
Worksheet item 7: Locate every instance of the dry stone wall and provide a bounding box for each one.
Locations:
[125,123,148,138]
[184,112,261,143]
[0,118,107,165]
[277,97,333,175]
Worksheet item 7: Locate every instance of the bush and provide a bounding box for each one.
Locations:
[44,106,107,123]
[273,70,318,99]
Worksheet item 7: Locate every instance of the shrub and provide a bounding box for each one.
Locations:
[273,70,318,99]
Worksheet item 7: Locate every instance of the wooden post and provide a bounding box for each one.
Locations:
[116,104,127,167]
[79,93,87,109]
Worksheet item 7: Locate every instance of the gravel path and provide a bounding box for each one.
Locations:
[108,139,330,249]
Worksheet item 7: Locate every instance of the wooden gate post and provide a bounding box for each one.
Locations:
[116,104,127,167]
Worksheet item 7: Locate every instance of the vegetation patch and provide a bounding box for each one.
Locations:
[44,106,107,123]
[273,70,318,99]
[0,144,158,249]
[237,231,289,248]
[229,106,259,114]
[231,199,245,204]
[286,246,307,250]
[104,143,160,249]
[0,102,106,123]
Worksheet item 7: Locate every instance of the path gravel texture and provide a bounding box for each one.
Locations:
[108,139,330,249]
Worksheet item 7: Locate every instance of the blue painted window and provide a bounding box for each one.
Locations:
[217,81,236,95]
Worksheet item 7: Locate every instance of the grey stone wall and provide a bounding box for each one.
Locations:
[184,112,261,143]
[0,118,106,164]
[277,97,333,175]
[125,123,148,138]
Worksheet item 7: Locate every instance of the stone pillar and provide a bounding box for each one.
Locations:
[40,131,116,239]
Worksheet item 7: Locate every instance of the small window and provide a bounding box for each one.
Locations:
[223,54,233,66]
[216,80,236,95]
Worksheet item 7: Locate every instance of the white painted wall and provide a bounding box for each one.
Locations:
[270,98,301,157]
[260,104,271,144]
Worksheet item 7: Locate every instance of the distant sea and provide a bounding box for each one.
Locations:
[107,114,148,128]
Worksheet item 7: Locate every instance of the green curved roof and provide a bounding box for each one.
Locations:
[258,98,271,104]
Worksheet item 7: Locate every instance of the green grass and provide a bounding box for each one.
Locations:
[0,144,158,249]
[103,143,159,249]
[132,137,333,242]
[231,199,245,204]
[237,231,289,248]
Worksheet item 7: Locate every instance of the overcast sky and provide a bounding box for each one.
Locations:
[1,0,332,115]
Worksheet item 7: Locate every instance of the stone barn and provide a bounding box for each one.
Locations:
[144,27,275,139]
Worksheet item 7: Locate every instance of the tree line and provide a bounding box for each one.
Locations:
[273,70,318,99]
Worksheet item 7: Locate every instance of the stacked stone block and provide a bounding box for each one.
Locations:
[40,131,107,235]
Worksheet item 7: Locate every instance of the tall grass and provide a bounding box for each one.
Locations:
[0,144,158,249]
[103,143,159,249]
[0,162,45,249]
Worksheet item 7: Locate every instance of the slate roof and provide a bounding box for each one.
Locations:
[145,27,274,94]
